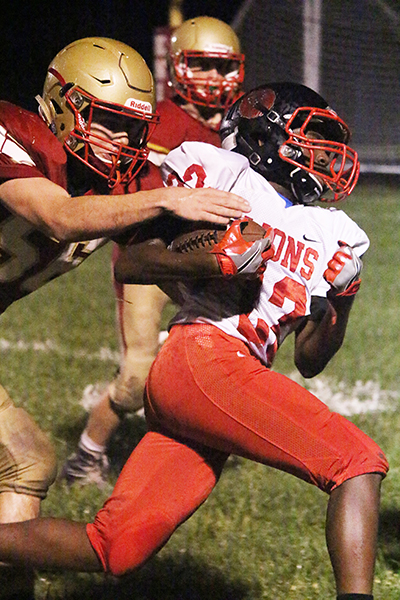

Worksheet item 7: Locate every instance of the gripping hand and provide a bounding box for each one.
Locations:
[210,218,274,278]
[323,241,362,296]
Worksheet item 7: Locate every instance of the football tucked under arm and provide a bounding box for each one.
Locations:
[169,217,274,278]
[114,217,273,289]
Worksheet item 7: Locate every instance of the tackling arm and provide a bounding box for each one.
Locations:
[0,178,250,242]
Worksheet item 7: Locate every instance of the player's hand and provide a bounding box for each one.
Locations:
[323,241,362,296]
[164,187,251,224]
[211,218,275,277]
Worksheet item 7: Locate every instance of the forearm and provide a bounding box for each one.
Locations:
[114,240,220,284]
[295,295,354,378]
[37,188,194,242]
[53,189,173,241]
[53,184,250,241]
[0,178,250,243]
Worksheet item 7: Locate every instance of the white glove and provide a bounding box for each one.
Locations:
[210,218,274,277]
[323,241,362,296]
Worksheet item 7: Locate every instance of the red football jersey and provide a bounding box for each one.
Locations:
[150,99,221,152]
[0,102,106,313]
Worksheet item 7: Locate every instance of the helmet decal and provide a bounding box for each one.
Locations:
[239,88,276,119]
[124,98,153,114]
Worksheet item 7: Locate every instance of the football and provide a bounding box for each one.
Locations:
[168,218,267,254]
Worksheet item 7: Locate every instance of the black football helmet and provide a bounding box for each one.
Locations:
[219,82,359,204]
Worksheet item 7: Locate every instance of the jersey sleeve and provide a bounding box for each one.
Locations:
[161,141,248,191]
[0,102,67,187]
[334,208,369,257]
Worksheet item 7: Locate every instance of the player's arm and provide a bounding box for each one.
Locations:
[294,294,354,378]
[294,241,362,378]
[115,237,221,284]
[115,237,219,305]
[0,177,250,242]
[114,217,274,285]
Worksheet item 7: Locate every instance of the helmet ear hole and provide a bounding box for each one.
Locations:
[50,99,63,115]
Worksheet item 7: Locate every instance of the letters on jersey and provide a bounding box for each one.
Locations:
[161,141,369,367]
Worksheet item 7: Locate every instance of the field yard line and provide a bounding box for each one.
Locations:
[0,336,397,416]
[0,331,170,361]
[0,337,121,363]
[289,371,400,416]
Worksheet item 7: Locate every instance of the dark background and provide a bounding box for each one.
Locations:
[3,1,399,171]
[0,1,243,112]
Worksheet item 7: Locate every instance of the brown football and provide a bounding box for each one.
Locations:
[168,219,267,254]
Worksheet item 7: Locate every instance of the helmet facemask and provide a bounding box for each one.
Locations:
[172,50,245,109]
[60,84,159,188]
[279,107,359,203]
[220,84,360,204]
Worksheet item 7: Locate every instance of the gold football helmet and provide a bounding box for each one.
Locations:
[169,16,245,109]
[37,37,159,187]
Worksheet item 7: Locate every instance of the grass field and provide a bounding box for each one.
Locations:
[2,176,400,599]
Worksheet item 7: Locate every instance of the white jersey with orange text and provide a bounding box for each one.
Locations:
[161,142,368,367]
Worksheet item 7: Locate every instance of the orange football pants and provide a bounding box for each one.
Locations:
[87,323,388,576]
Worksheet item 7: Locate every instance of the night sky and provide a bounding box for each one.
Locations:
[0,0,243,112]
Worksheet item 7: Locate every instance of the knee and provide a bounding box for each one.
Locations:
[326,414,389,493]
[0,397,57,498]
[108,356,155,414]
[88,507,176,577]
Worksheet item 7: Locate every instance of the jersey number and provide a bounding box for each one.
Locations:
[238,276,307,348]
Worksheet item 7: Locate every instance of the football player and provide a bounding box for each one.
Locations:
[0,36,249,598]
[0,83,387,600]
[62,16,246,487]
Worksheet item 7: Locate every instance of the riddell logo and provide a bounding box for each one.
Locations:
[125,98,152,113]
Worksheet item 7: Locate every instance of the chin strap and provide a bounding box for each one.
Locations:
[35,95,57,134]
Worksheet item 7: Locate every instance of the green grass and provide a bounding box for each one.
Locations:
[1,177,400,599]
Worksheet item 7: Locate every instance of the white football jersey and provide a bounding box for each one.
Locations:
[161,142,369,367]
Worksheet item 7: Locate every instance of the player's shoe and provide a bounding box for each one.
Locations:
[59,447,110,488]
